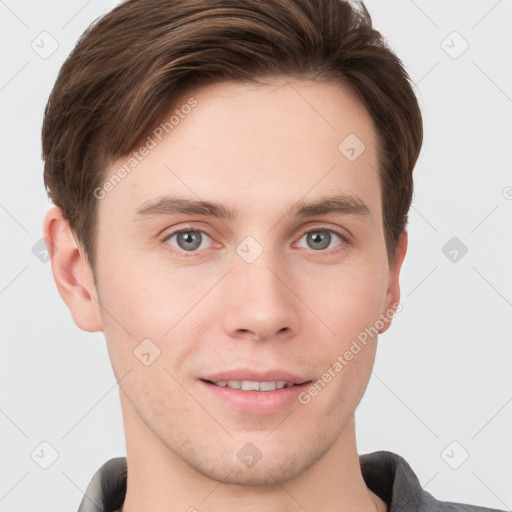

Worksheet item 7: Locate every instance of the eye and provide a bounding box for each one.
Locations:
[164,228,213,255]
[296,228,348,252]
[162,225,349,257]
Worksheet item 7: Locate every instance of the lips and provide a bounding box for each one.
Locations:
[198,369,313,413]
[199,371,313,414]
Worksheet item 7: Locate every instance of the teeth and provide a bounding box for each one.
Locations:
[213,380,293,391]
[241,380,260,391]
[227,380,241,389]
[258,381,277,391]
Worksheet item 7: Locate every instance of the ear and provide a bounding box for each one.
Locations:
[379,230,408,335]
[43,206,103,332]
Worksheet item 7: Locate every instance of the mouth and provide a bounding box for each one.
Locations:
[198,371,313,414]
[200,379,309,391]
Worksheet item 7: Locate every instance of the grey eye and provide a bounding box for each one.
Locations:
[298,230,342,251]
[166,230,211,252]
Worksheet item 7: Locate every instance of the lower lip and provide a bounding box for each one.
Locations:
[199,380,311,414]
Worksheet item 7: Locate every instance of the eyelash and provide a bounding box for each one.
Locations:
[161,224,351,258]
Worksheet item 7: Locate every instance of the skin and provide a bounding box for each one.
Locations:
[45,78,407,512]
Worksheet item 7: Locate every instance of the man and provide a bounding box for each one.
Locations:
[41,0,505,510]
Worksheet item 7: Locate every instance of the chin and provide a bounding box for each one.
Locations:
[177,437,332,487]
[191,455,307,486]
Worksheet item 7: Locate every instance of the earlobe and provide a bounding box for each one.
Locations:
[43,206,103,333]
[379,230,408,334]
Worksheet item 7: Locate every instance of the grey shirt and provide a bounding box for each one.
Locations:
[76,450,505,512]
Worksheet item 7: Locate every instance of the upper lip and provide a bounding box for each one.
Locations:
[201,369,311,385]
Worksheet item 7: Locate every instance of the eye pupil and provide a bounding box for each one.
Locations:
[307,230,331,250]
[178,231,201,251]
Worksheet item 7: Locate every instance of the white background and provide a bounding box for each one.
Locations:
[0,0,511,510]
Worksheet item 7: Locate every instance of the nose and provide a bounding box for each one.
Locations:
[222,247,300,342]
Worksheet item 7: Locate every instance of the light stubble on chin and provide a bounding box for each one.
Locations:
[139,401,350,487]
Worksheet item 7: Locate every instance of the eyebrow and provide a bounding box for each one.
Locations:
[133,193,372,222]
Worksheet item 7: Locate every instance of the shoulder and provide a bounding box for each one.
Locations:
[76,457,127,512]
[359,450,505,512]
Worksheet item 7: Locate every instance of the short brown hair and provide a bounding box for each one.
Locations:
[42,0,422,270]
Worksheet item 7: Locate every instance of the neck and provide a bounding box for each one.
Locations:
[118,392,386,512]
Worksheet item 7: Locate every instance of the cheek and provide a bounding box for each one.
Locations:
[296,255,388,342]
[96,249,205,333]
[292,256,386,403]
[94,252,219,379]
[300,324,378,421]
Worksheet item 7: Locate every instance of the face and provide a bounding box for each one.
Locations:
[88,79,404,484]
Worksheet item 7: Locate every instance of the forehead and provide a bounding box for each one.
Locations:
[98,78,381,222]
